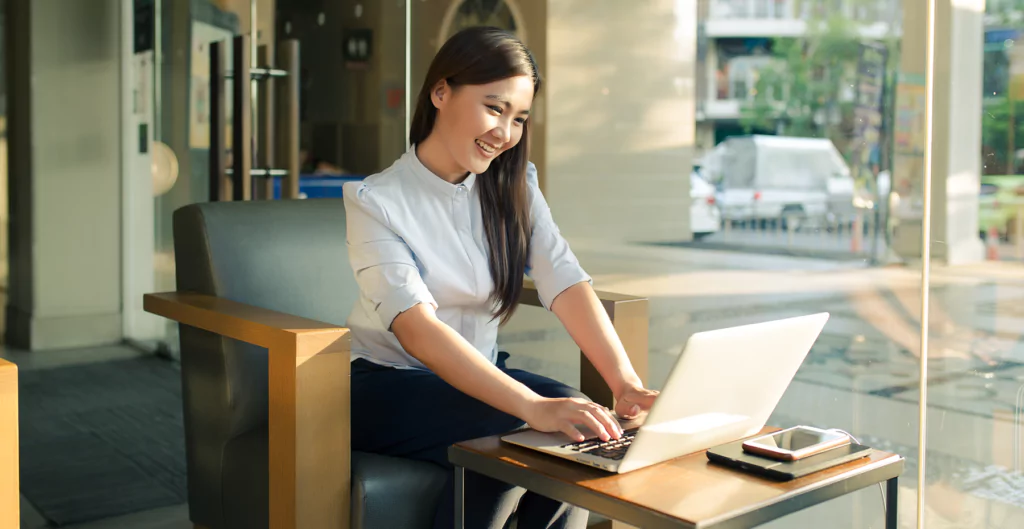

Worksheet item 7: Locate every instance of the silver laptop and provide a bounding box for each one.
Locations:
[501,313,829,473]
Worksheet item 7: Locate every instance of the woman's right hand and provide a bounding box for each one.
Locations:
[522,397,624,443]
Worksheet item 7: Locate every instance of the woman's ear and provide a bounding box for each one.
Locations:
[430,79,451,110]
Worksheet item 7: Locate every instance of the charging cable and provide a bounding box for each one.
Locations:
[828,428,888,519]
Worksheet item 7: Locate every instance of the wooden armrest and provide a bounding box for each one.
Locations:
[144,292,350,529]
[0,359,18,529]
[518,280,649,408]
[144,292,347,348]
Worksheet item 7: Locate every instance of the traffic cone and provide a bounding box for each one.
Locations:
[987,225,1001,261]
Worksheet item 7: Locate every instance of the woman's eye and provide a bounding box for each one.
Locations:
[486,105,502,115]
[514,117,527,125]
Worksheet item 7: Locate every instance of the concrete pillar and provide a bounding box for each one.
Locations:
[5,0,124,350]
[545,0,696,243]
[890,0,985,265]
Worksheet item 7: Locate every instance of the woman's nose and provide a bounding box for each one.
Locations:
[493,123,510,143]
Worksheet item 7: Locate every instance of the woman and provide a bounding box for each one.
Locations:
[343,26,658,529]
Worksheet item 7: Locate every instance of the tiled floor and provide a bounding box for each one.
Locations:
[8,240,1024,528]
[1,343,192,529]
[18,500,190,529]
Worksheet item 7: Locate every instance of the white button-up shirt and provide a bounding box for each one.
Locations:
[343,147,591,369]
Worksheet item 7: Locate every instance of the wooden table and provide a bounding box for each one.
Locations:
[449,428,904,529]
[0,359,19,529]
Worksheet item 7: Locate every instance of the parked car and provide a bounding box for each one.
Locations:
[691,171,721,239]
[702,135,857,227]
[978,175,1024,240]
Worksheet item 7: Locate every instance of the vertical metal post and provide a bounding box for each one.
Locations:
[405,0,412,148]
[917,0,938,525]
[209,40,228,202]
[886,477,899,529]
[250,0,259,181]
[257,45,275,200]
[278,40,300,200]
[232,35,253,201]
[454,465,465,529]
[154,0,162,138]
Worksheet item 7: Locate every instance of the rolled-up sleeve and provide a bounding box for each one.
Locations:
[524,162,592,309]
[344,183,437,330]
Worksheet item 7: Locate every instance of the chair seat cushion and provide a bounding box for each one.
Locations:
[222,427,448,529]
[351,451,449,529]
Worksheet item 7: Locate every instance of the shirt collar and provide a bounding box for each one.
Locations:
[406,145,477,197]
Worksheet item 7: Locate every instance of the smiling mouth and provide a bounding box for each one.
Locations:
[476,139,500,155]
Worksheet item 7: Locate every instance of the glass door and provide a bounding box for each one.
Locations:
[125,0,258,355]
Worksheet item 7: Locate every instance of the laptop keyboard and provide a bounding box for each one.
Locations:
[561,428,639,460]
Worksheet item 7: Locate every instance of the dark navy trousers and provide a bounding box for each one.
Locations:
[350,352,591,529]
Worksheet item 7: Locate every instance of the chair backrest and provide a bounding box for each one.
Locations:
[172,199,358,526]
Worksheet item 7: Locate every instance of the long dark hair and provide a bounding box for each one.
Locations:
[409,27,541,325]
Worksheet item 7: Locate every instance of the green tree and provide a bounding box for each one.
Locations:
[983,0,1024,174]
[981,98,1024,175]
[987,0,1024,26]
[739,10,899,165]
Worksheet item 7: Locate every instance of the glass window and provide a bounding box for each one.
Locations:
[116,1,1024,526]
[922,2,1024,527]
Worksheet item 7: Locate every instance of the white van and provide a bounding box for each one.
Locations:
[702,135,856,225]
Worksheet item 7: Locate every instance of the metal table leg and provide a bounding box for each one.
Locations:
[455,465,465,529]
[886,477,899,529]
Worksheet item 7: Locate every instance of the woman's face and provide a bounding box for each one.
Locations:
[431,75,534,175]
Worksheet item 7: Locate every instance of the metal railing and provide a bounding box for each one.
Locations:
[711,210,885,260]
[695,206,1024,264]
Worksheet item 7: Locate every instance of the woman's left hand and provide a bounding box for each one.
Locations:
[614,383,659,420]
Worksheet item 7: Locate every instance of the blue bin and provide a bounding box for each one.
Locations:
[272,174,367,199]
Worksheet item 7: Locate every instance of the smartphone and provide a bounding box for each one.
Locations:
[741,426,850,461]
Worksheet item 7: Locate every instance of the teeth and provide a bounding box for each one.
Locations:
[476,139,497,154]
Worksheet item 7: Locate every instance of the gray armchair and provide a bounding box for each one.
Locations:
[144,199,648,529]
